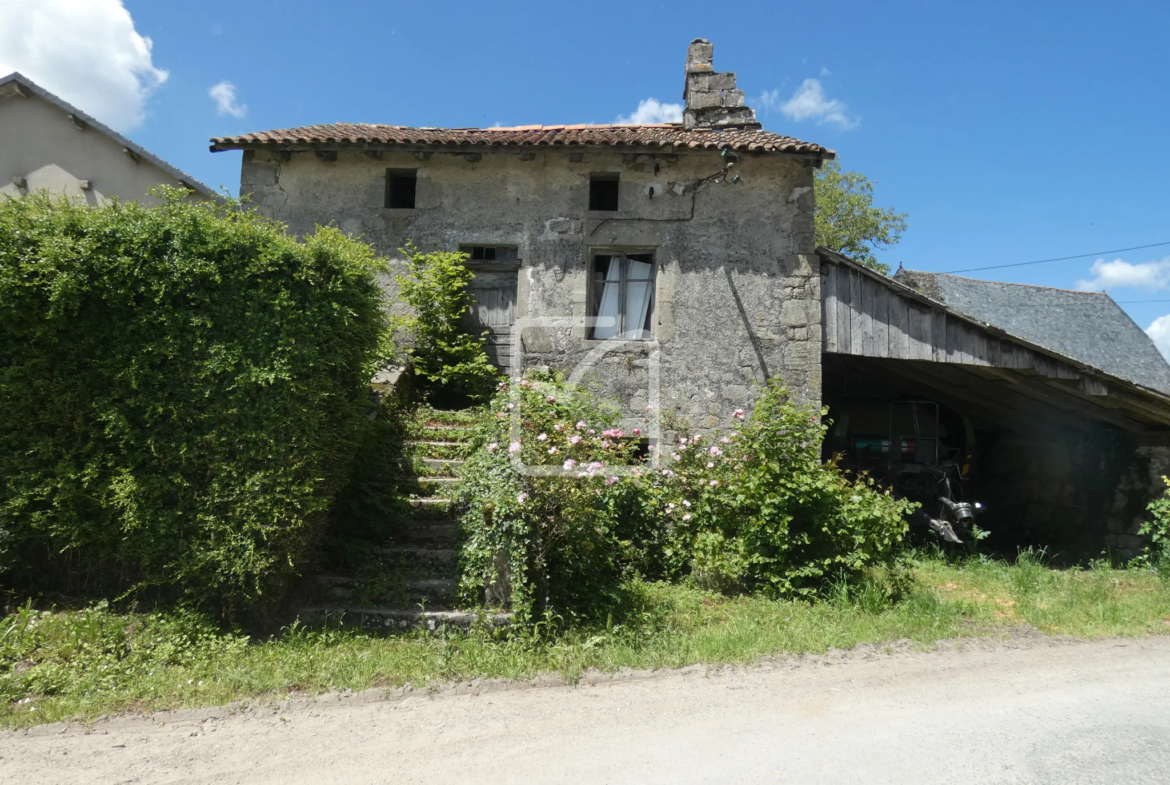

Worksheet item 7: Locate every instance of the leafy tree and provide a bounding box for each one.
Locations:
[815,161,908,274]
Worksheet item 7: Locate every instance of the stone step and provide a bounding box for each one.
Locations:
[315,575,457,600]
[298,606,513,631]
[407,497,453,509]
[405,577,458,597]
[421,457,463,468]
[407,441,469,460]
[394,521,458,543]
[378,546,458,562]
[414,408,486,427]
[410,426,478,443]
[411,478,460,496]
[410,457,465,477]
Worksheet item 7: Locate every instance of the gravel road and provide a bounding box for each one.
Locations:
[3,634,1169,784]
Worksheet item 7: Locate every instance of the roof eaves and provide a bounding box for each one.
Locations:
[208,123,836,159]
[0,72,220,200]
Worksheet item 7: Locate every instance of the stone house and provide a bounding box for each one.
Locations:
[211,39,1170,555]
[210,40,831,433]
[0,72,215,204]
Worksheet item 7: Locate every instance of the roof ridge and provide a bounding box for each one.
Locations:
[902,269,1111,297]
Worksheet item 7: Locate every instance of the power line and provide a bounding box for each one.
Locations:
[940,241,1170,274]
[1116,299,1170,304]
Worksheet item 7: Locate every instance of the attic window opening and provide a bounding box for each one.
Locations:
[589,173,620,212]
[385,169,417,209]
[588,251,655,340]
[462,245,520,264]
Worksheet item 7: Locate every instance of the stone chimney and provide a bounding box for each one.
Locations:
[682,38,761,130]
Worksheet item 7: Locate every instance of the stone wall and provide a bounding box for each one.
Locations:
[239,146,821,431]
[1106,436,1170,557]
[975,425,1170,560]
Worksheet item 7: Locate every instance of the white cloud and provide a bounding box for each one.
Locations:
[1076,257,1170,291]
[761,78,858,129]
[616,98,683,125]
[820,66,832,77]
[1147,315,1170,361]
[0,0,167,131]
[209,81,247,118]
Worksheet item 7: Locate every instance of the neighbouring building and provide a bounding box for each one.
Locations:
[0,72,215,204]
[210,39,1170,557]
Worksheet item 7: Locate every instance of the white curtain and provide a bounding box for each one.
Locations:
[593,259,622,339]
[625,259,653,339]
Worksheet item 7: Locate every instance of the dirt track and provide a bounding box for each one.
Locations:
[3,633,1169,784]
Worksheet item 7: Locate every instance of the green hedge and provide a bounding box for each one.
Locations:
[0,190,387,617]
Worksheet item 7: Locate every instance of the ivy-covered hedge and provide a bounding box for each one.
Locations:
[0,190,387,617]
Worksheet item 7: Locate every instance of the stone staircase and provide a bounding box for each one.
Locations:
[299,407,511,630]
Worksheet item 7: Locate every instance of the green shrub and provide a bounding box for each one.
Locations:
[647,381,914,597]
[455,373,652,622]
[0,189,387,617]
[1141,477,1170,573]
[392,245,497,404]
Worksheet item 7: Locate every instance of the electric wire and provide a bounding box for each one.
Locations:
[939,241,1170,274]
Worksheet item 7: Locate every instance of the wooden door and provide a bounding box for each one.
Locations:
[463,270,518,371]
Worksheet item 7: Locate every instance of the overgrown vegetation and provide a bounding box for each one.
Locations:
[391,245,497,404]
[1140,477,1170,573]
[457,375,913,622]
[456,374,654,622]
[0,189,388,618]
[647,382,914,598]
[815,160,908,274]
[4,551,1169,728]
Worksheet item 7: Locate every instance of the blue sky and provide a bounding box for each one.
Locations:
[3,0,1170,351]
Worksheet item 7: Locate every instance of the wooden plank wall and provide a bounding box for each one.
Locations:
[821,261,1079,380]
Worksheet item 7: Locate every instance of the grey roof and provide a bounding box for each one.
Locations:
[0,72,217,200]
[895,269,1170,395]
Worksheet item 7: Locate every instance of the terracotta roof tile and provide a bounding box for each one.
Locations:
[209,122,834,157]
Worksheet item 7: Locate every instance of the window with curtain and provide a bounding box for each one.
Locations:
[588,252,655,340]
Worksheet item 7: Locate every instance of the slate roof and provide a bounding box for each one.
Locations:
[209,122,835,157]
[894,269,1170,395]
[0,72,218,199]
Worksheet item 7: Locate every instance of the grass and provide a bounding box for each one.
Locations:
[3,551,1168,729]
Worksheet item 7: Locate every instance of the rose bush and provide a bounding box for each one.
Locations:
[646,381,915,597]
[457,376,915,623]
[455,373,655,622]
